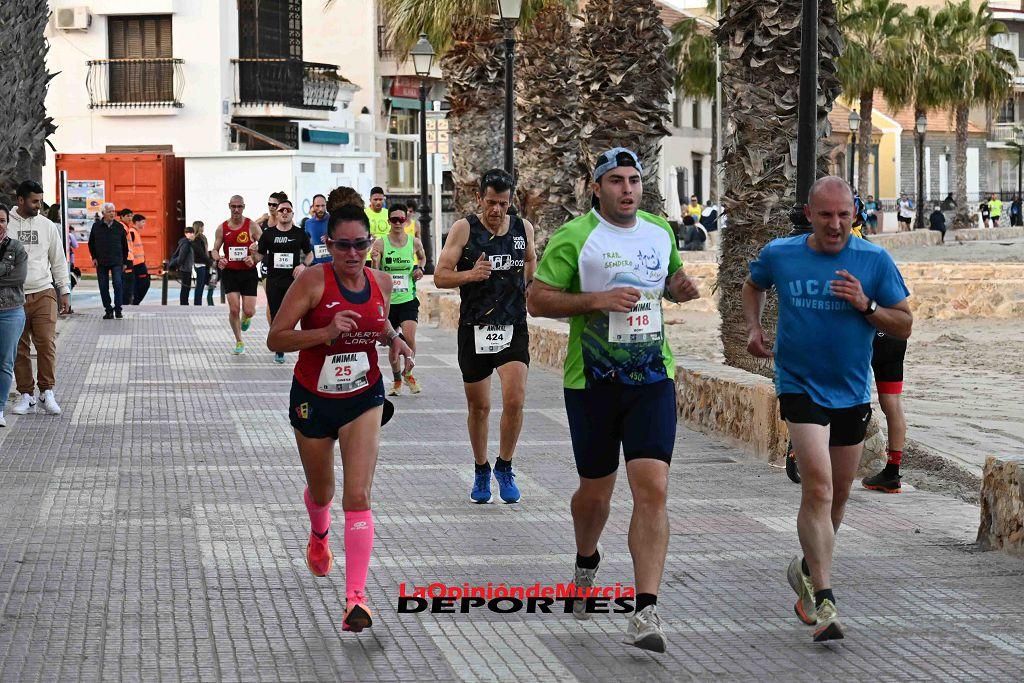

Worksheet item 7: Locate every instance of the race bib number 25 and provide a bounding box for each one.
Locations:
[318,352,371,394]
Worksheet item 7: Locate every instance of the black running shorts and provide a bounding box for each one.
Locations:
[456,322,530,384]
[565,379,677,479]
[871,331,907,394]
[221,268,259,297]
[778,393,872,447]
[388,298,420,328]
[289,377,386,440]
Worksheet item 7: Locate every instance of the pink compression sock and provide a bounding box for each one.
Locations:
[344,510,374,601]
[304,487,332,536]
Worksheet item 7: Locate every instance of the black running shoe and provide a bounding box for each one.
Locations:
[862,469,901,493]
[785,442,801,484]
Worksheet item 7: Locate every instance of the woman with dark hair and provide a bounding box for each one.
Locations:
[267,205,414,633]
[0,203,29,428]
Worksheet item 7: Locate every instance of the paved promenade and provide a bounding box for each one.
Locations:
[1,302,1022,682]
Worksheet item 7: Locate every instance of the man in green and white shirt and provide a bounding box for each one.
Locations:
[529,147,700,653]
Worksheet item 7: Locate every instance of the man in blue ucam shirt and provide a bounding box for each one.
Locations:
[303,194,331,264]
[742,175,912,643]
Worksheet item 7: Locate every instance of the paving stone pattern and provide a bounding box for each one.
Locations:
[1,306,1023,682]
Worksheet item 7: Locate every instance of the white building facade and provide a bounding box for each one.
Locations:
[44,0,377,224]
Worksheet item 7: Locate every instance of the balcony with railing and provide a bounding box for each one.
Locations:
[86,58,184,112]
[991,123,1023,144]
[231,59,340,121]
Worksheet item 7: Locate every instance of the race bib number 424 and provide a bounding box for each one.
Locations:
[474,325,513,354]
[317,352,371,394]
[608,299,663,344]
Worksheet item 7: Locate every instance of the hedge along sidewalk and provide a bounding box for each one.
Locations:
[417,282,787,464]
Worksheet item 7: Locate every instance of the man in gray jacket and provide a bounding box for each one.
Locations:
[9,181,70,417]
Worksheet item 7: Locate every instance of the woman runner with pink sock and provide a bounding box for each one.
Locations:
[268,204,414,632]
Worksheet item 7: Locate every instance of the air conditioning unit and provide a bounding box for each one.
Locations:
[55,7,91,31]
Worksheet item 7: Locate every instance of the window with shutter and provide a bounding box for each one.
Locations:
[108,15,173,103]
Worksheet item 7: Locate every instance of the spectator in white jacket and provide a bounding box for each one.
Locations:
[8,180,70,416]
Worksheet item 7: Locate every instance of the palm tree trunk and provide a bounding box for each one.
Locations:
[0,0,55,200]
[856,91,874,194]
[716,0,843,376]
[515,4,583,251]
[442,18,505,217]
[710,99,720,202]
[577,0,672,216]
[951,104,972,230]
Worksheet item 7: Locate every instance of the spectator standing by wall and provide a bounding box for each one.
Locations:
[0,204,28,428]
[168,226,197,306]
[191,222,213,306]
[126,214,150,304]
[88,202,129,320]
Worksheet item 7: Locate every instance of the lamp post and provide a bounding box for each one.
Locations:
[915,114,927,230]
[496,0,522,177]
[848,109,861,187]
[790,0,818,232]
[1015,129,1023,210]
[411,33,436,273]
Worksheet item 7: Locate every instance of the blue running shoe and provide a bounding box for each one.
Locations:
[494,463,521,504]
[471,467,492,504]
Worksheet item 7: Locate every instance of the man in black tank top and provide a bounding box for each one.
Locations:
[434,169,537,505]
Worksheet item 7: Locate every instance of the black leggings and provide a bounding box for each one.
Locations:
[265,276,294,320]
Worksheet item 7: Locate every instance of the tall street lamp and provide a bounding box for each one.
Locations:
[790,0,818,231]
[1015,128,1023,209]
[411,33,436,273]
[496,0,522,177]
[848,109,861,187]
[916,114,927,230]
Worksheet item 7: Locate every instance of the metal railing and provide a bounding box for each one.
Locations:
[377,25,394,60]
[231,58,340,111]
[86,58,184,109]
[991,123,1022,143]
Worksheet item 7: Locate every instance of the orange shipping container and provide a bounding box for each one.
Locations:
[56,153,185,274]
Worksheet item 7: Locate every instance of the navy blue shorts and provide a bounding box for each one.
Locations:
[564,379,677,479]
[289,377,386,440]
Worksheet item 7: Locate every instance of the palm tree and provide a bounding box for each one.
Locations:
[0,0,56,200]
[380,2,507,215]
[836,0,908,195]
[576,0,674,216]
[934,0,1014,229]
[378,0,580,221]
[715,0,843,375]
[668,16,719,200]
[514,3,583,249]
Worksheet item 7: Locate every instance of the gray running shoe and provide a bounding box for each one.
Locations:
[625,604,666,653]
[570,543,602,621]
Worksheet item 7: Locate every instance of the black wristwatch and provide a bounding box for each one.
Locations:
[860,299,878,316]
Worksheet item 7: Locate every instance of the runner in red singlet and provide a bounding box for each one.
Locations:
[212,195,262,354]
[267,204,414,633]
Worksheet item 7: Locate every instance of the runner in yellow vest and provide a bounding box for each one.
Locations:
[371,202,427,396]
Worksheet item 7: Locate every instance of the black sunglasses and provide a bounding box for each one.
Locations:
[388,216,407,224]
[268,202,279,208]
[327,237,373,251]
